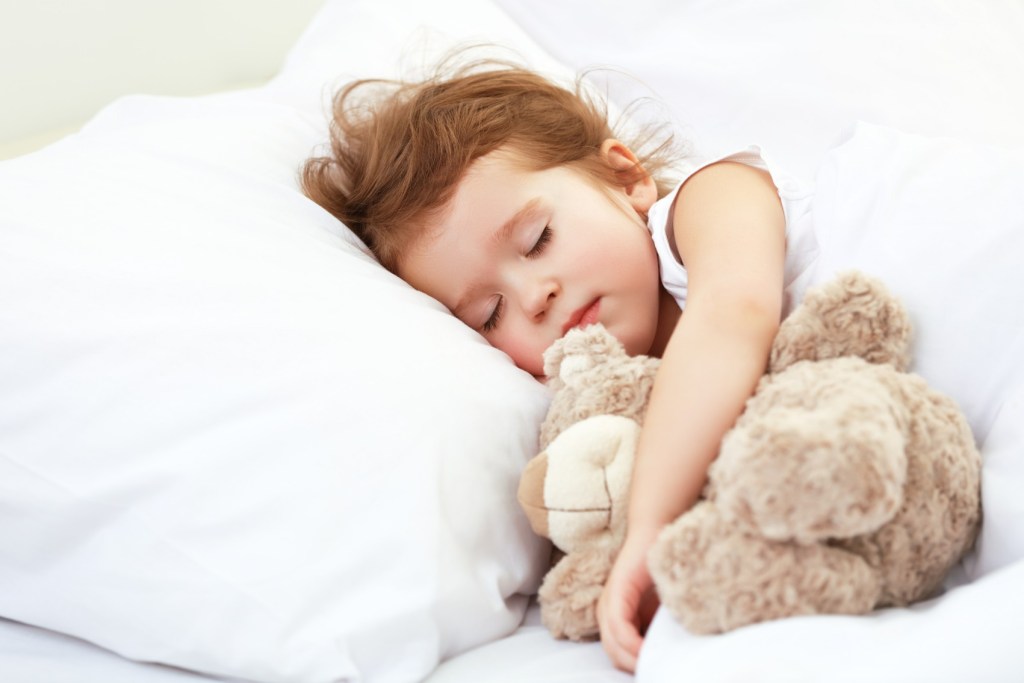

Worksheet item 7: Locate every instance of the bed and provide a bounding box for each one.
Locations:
[1,1,1022,681]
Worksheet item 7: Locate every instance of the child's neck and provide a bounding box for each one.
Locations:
[648,286,681,358]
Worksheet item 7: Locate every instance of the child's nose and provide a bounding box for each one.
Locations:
[523,278,560,321]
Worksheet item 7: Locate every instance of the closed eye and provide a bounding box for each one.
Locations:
[482,296,504,333]
[526,226,552,258]
[481,224,548,333]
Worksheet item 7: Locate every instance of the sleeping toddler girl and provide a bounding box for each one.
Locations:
[302,58,816,673]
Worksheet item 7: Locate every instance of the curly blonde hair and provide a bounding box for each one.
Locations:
[302,58,679,271]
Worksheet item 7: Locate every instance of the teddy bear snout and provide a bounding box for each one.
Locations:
[518,453,551,539]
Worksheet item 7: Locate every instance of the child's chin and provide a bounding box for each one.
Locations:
[607,326,647,357]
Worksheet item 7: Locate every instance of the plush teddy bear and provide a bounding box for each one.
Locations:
[517,271,982,640]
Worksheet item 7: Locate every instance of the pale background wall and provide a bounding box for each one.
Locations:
[0,0,325,159]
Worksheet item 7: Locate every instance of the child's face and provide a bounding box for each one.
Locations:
[398,148,661,377]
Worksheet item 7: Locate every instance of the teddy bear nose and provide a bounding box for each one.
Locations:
[517,452,550,538]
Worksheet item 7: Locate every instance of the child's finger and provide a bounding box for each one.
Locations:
[601,591,643,671]
[607,616,642,671]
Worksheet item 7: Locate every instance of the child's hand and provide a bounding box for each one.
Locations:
[598,532,661,672]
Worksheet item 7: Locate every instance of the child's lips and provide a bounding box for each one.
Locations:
[562,298,601,336]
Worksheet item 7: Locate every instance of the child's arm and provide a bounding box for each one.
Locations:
[598,161,786,671]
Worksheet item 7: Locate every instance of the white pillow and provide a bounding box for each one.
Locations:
[0,1,574,681]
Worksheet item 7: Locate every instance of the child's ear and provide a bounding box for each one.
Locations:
[600,139,658,213]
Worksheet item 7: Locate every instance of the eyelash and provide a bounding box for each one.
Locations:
[527,226,552,258]
[482,298,504,333]
[482,226,552,333]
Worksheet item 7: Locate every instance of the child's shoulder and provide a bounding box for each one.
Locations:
[672,161,784,244]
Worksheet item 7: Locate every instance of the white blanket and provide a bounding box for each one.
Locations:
[636,121,1024,682]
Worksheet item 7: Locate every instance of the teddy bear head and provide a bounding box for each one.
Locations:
[538,324,660,450]
[516,325,658,640]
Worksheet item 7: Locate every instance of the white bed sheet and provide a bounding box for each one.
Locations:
[425,604,630,683]
[0,603,625,683]
[0,616,241,683]
[639,559,1024,683]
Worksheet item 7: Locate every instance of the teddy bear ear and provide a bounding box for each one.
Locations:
[543,324,625,384]
[542,337,570,382]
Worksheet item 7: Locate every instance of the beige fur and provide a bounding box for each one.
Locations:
[517,271,982,639]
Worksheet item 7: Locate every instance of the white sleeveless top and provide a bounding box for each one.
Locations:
[646,146,819,317]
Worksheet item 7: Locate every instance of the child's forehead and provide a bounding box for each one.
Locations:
[397,149,528,238]
[447,150,535,204]
[431,154,531,226]
[410,143,622,238]
[469,145,535,174]
[462,146,603,192]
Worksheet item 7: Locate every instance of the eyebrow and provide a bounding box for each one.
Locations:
[452,198,544,318]
[492,197,543,245]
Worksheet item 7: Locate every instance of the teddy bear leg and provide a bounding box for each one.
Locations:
[538,541,619,641]
[649,502,881,635]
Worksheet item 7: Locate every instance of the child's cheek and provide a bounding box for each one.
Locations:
[498,333,546,377]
